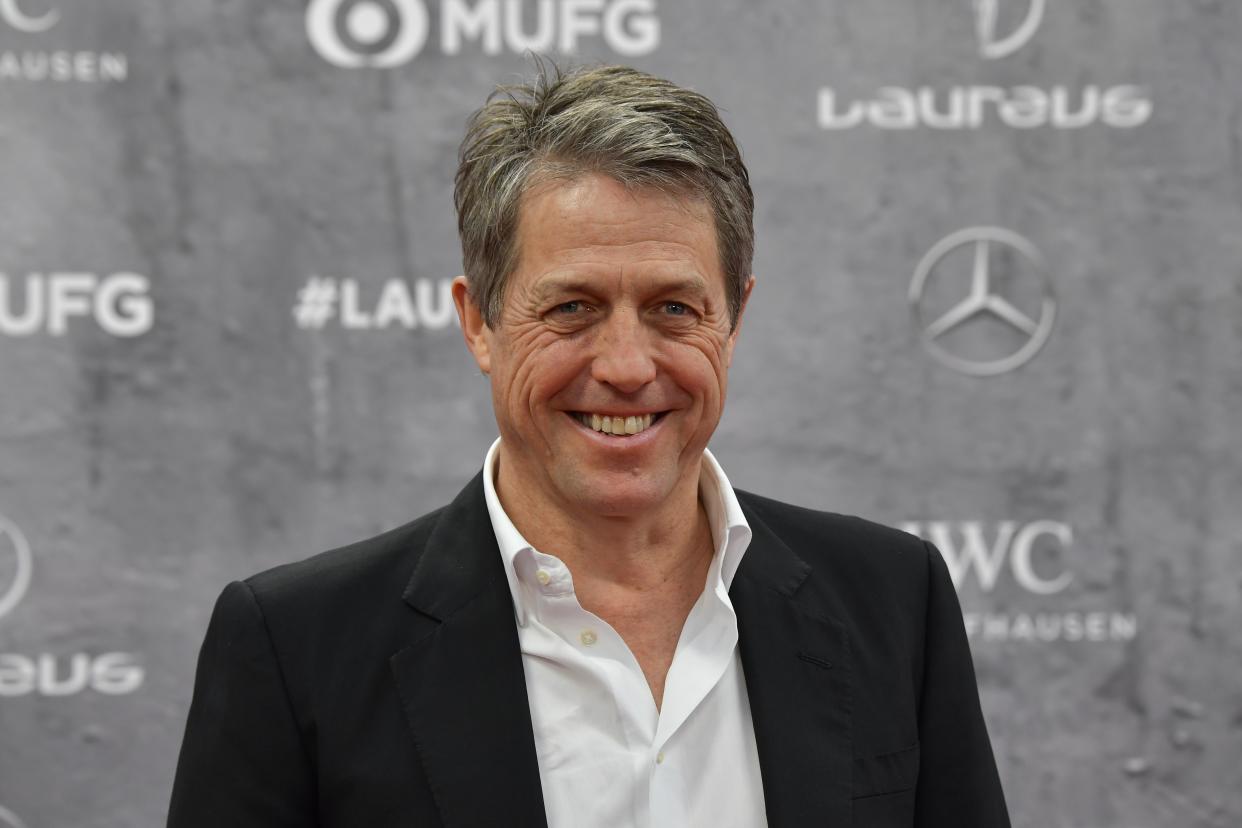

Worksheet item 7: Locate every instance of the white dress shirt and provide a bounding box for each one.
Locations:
[482,439,768,828]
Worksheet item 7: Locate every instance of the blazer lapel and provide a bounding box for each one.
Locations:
[732,500,853,827]
[389,473,548,828]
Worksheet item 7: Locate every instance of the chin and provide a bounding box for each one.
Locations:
[560,470,675,517]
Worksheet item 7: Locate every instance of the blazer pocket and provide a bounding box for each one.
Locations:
[851,742,919,800]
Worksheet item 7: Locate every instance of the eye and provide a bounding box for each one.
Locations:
[545,300,596,327]
[659,301,701,322]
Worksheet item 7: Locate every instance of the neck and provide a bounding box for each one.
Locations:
[493,447,713,596]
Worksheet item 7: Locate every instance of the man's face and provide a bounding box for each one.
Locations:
[456,172,751,518]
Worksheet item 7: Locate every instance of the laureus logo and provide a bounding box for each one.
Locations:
[973,0,1045,59]
[0,0,58,32]
[817,0,1151,130]
[0,515,145,696]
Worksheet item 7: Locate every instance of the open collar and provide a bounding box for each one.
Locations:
[480,437,754,626]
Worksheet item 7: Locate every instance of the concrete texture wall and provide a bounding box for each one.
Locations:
[0,0,1239,826]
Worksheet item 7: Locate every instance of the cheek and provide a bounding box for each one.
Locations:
[662,338,729,408]
[498,333,590,413]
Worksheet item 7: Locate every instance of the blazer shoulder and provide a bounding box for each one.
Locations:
[735,488,931,587]
[736,489,925,555]
[241,504,447,614]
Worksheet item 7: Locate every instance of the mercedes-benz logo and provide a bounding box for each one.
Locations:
[0,515,33,621]
[0,0,59,33]
[973,0,1045,59]
[909,226,1056,377]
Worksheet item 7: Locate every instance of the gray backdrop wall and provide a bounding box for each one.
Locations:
[0,0,1239,826]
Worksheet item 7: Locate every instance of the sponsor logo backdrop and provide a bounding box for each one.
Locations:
[0,1,1238,825]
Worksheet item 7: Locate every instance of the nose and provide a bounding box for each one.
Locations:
[589,310,657,393]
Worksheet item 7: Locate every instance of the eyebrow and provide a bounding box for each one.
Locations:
[651,275,711,296]
[530,272,711,303]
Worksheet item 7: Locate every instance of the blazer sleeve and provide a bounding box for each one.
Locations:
[913,541,1011,828]
[167,580,318,828]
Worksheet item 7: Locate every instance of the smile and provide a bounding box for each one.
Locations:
[569,412,663,436]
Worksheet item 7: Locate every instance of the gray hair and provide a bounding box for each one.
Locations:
[454,61,754,329]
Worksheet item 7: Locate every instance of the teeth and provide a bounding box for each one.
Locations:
[578,412,658,436]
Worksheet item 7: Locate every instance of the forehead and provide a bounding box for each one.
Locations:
[511,173,722,292]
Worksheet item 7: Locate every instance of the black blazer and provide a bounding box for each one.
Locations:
[168,473,1010,827]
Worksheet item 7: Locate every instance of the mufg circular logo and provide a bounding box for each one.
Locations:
[0,0,59,33]
[306,0,430,68]
[0,515,33,621]
[0,803,29,828]
[306,0,660,67]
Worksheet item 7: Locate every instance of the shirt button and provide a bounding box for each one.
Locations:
[579,629,598,646]
[656,751,665,765]
[535,569,551,586]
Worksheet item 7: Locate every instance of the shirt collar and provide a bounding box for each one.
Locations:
[481,437,753,627]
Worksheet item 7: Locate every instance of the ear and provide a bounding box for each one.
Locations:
[452,275,492,374]
[724,275,755,367]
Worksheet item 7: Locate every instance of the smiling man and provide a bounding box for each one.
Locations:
[168,65,1010,828]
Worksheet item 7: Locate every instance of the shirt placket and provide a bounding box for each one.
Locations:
[529,551,663,826]
[647,557,740,828]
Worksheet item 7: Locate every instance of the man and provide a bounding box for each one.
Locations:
[168,64,1010,827]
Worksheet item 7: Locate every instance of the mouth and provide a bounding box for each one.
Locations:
[567,411,668,437]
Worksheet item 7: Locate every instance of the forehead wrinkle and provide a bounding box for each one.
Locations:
[512,174,724,308]
[531,226,712,263]
[520,181,715,254]
[518,232,712,294]
[554,216,713,263]
[525,170,712,225]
